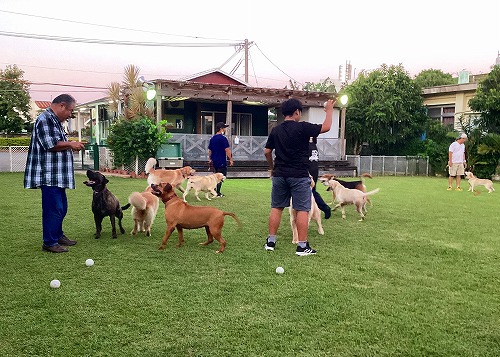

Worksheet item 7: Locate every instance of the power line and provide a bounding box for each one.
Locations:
[254,43,302,86]
[0,9,242,42]
[0,62,123,75]
[0,11,303,88]
[0,62,188,80]
[0,31,241,47]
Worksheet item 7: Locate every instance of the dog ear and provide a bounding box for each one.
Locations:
[104,178,109,184]
[164,183,173,191]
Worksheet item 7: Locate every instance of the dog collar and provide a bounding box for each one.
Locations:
[164,193,177,202]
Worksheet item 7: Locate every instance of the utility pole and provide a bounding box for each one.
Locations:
[244,39,249,83]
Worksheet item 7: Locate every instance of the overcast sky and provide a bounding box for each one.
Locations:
[1,0,499,103]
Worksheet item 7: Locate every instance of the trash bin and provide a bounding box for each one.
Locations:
[156,143,183,168]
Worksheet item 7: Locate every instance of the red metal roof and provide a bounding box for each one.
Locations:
[34,101,51,109]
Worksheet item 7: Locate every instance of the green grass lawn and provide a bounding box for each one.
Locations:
[1,172,499,356]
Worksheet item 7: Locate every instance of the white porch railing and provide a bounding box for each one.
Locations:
[169,134,342,161]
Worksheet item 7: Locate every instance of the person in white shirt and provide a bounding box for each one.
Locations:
[447,133,467,191]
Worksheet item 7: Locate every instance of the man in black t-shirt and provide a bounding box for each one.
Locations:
[264,98,335,256]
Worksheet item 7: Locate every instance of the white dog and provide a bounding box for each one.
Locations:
[465,171,495,194]
[182,173,225,201]
[326,180,380,221]
[289,179,324,244]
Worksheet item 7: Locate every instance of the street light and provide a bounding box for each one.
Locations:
[339,94,348,160]
[138,76,157,100]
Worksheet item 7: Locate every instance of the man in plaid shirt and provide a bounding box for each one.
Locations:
[24,94,86,253]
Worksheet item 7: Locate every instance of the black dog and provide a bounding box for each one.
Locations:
[83,170,130,239]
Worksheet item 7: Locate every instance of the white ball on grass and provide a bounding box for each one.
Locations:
[50,279,61,289]
[275,266,285,274]
[85,258,94,267]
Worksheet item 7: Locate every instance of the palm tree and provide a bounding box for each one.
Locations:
[107,64,154,120]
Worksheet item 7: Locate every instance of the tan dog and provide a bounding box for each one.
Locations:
[145,157,195,193]
[150,183,242,253]
[465,171,495,194]
[319,173,373,205]
[325,180,380,221]
[182,173,226,202]
[289,179,324,244]
[128,187,159,236]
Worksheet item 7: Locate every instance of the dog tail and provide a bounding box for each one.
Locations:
[224,212,242,229]
[364,188,380,196]
[122,203,131,211]
[128,192,146,210]
[360,173,373,179]
[145,157,157,174]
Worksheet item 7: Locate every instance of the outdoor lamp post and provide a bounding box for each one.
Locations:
[339,94,348,160]
[146,87,156,101]
[138,76,157,101]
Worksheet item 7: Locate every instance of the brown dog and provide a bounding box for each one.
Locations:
[319,173,373,205]
[145,157,195,193]
[150,182,242,253]
[128,187,159,236]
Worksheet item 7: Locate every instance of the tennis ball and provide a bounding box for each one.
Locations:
[50,279,61,289]
[85,259,94,267]
[275,266,284,274]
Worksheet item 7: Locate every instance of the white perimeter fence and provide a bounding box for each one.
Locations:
[2,146,430,176]
[346,155,429,176]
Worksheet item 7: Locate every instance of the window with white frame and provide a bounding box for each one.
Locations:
[201,111,252,135]
[427,105,455,127]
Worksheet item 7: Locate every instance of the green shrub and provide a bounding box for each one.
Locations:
[107,116,171,167]
[0,136,31,146]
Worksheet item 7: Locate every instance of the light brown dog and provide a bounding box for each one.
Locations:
[465,171,495,194]
[150,182,242,253]
[319,173,373,205]
[182,172,226,201]
[128,187,159,236]
[145,157,195,193]
[325,180,379,221]
[289,179,324,244]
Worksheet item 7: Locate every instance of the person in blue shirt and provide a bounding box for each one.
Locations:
[208,122,234,197]
[24,94,86,253]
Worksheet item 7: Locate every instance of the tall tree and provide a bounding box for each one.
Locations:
[468,65,500,133]
[288,78,337,94]
[301,77,337,93]
[344,64,428,155]
[0,65,31,134]
[414,69,455,88]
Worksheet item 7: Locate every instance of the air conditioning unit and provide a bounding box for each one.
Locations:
[167,101,184,109]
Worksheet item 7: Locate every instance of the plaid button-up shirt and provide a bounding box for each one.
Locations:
[24,108,76,189]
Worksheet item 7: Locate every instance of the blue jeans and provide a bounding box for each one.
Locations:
[41,186,67,246]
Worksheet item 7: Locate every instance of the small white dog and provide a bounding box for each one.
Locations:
[289,179,324,244]
[465,171,495,194]
[182,173,225,201]
[326,180,380,221]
